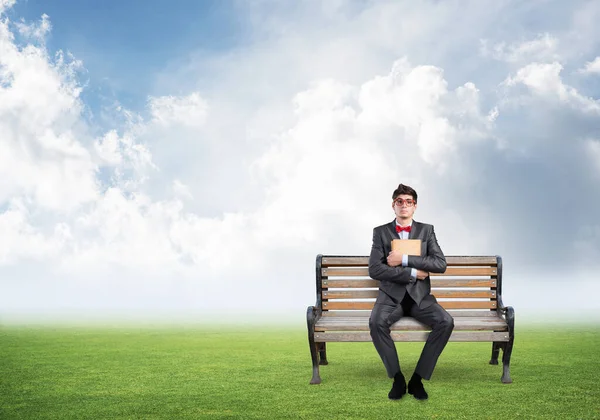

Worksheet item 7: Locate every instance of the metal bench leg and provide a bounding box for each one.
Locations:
[501,337,514,383]
[319,343,328,365]
[501,307,515,384]
[307,306,322,384]
[309,341,322,384]
[489,342,501,365]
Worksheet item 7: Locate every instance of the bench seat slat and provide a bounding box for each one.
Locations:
[323,290,496,299]
[314,331,510,342]
[323,301,497,310]
[315,316,507,331]
[321,310,500,317]
[323,267,498,276]
[322,279,497,288]
[322,256,498,266]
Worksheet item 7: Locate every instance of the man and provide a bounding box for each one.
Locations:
[368,183,453,400]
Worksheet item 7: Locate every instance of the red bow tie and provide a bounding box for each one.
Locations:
[396,225,411,233]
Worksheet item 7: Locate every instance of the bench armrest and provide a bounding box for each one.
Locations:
[497,295,510,312]
[497,295,515,334]
[307,305,321,323]
[306,305,321,339]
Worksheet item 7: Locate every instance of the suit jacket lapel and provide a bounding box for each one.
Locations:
[409,220,422,240]
[388,220,400,239]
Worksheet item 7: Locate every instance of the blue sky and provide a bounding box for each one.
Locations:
[9,0,245,113]
[1,0,599,323]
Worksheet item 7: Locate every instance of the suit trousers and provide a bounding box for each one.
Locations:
[369,290,454,380]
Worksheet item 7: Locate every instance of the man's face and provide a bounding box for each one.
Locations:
[392,194,417,220]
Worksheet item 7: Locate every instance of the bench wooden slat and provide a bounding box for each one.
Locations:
[322,256,370,266]
[323,290,496,299]
[321,310,500,317]
[322,279,497,288]
[431,267,497,276]
[315,316,507,331]
[314,331,510,342]
[322,256,498,266]
[323,267,498,276]
[322,301,497,310]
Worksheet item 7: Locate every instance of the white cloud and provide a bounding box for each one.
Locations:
[149,92,208,128]
[0,200,59,263]
[504,62,565,95]
[481,33,560,63]
[172,180,193,200]
[578,56,600,74]
[503,62,600,113]
[94,130,124,165]
[0,0,15,13]
[66,188,182,271]
[93,128,155,192]
[15,13,51,41]
[356,59,494,167]
[0,9,98,212]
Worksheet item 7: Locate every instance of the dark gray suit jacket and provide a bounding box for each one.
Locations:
[368,220,447,308]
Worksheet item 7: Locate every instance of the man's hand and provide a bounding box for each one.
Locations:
[387,251,404,267]
[416,269,429,280]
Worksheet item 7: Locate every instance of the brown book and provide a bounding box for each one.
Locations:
[391,239,422,256]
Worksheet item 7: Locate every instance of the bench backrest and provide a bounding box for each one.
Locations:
[317,255,502,314]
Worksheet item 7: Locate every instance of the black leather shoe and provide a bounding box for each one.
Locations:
[408,379,428,400]
[388,377,407,400]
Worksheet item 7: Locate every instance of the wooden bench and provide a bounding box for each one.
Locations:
[306,255,515,384]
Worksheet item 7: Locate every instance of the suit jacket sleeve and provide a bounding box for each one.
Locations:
[407,225,447,273]
[368,227,413,284]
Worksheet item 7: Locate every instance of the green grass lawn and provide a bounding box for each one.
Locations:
[1,324,599,419]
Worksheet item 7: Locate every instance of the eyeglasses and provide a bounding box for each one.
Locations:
[394,198,415,207]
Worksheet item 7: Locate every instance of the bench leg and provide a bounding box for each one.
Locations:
[500,307,515,384]
[319,343,328,365]
[500,339,514,384]
[306,306,322,384]
[489,342,501,365]
[309,341,322,384]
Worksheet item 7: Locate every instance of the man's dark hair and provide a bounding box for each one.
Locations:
[392,184,418,202]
